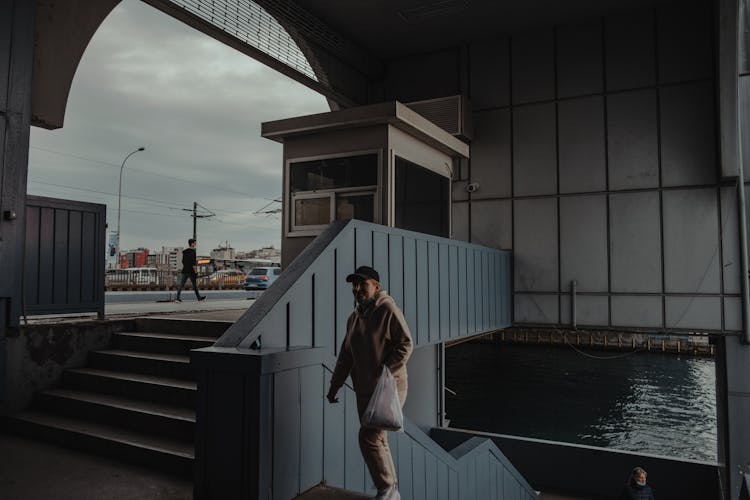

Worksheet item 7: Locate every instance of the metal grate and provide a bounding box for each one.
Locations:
[167,0,319,81]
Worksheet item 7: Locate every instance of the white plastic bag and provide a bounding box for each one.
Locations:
[361,366,404,431]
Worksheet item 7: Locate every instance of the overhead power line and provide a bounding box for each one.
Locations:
[29,145,263,199]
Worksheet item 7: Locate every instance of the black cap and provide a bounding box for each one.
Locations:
[346,265,380,283]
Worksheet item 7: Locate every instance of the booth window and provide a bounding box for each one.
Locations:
[289,153,378,234]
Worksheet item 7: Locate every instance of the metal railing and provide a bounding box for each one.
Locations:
[193,220,521,499]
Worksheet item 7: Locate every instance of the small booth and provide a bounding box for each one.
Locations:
[261,100,470,266]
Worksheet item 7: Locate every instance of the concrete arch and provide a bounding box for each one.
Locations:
[32,0,123,129]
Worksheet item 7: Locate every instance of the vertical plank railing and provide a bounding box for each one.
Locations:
[214,219,512,352]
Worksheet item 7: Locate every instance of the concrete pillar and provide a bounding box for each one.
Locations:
[0,0,35,403]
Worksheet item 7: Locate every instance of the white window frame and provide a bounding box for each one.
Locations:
[285,150,382,237]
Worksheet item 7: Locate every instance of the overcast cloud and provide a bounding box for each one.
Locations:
[28,0,327,257]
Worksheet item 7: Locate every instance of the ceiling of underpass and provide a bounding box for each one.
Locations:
[294,0,685,58]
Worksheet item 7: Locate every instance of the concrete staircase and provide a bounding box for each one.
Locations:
[5,317,232,476]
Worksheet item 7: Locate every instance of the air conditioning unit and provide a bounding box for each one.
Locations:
[405,95,472,142]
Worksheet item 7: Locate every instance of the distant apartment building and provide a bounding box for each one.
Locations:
[158,246,182,272]
[210,243,235,260]
[237,245,281,263]
[119,248,149,269]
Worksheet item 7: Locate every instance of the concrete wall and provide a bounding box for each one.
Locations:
[380,0,737,333]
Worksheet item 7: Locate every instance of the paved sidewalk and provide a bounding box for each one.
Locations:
[0,433,192,500]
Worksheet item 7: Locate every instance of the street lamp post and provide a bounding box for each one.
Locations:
[116,146,145,268]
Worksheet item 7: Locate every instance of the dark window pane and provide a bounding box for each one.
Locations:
[290,154,378,192]
[394,157,449,237]
[336,194,374,222]
[294,197,330,226]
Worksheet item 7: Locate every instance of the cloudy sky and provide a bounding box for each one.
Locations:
[27,0,327,257]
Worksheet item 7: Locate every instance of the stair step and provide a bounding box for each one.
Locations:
[63,368,196,408]
[4,411,193,476]
[295,485,371,499]
[35,388,194,441]
[89,349,193,380]
[113,331,215,355]
[135,317,232,338]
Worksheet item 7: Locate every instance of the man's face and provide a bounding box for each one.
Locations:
[352,278,379,303]
[634,471,646,485]
[191,241,197,248]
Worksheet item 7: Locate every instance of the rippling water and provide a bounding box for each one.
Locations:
[445,343,717,461]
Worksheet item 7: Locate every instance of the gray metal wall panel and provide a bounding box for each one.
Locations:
[476,452,490,500]
[514,198,558,292]
[605,12,656,91]
[314,256,335,349]
[396,432,413,499]
[489,460,498,499]
[556,20,603,98]
[513,103,557,196]
[344,389,365,491]
[663,188,720,293]
[428,241,440,342]
[53,210,68,304]
[439,243,450,340]
[273,369,300,500]
[0,1,11,110]
[412,445,426,500]
[323,370,346,488]
[38,208,55,306]
[471,199,512,250]
[560,295,609,326]
[417,240,429,344]
[488,252,497,327]
[657,3,713,84]
[452,201,469,241]
[726,185,746,293]
[355,227,373,267]
[258,304,289,349]
[373,231,389,291]
[606,89,659,190]
[23,206,39,306]
[458,247,468,335]
[475,250,485,331]
[299,365,324,491]
[336,231,355,353]
[467,459,478,500]
[725,297,742,331]
[471,110,511,199]
[466,248,476,332]
[611,296,662,328]
[389,234,405,310]
[558,96,606,193]
[560,195,608,292]
[660,81,716,187]
[425,452,438,500]
[288,278,313,347]
[449,246,459,338]
[511,30,555,104]
[610,192,662,292]
[514,294,559,324]
[81,212,96,302]
[665,296,721,330]
[449,469,459,500]
[67,211,82,303]
[404,236,418,333]
[471,39,510,109]
[503,468,521,500]
[437,462,449,500]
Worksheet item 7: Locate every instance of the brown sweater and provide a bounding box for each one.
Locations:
[329,291,413,397]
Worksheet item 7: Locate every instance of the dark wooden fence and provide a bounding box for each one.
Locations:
[23,195,105,317]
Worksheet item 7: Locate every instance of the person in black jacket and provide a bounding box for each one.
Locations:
[175,238,205,302]
[620,467,654,500]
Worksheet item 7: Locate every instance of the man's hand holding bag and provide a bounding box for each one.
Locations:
[361,366,404,431]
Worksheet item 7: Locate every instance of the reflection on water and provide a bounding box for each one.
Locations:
[445,343,717,461]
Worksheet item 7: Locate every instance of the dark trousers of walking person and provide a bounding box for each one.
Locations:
[356,389,407,491]
[176,272,200,300]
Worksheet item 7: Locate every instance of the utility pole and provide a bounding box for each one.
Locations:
[181,202,215,241]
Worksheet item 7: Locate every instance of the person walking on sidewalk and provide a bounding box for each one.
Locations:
[326,266,413,500]
[175,238,205,303]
